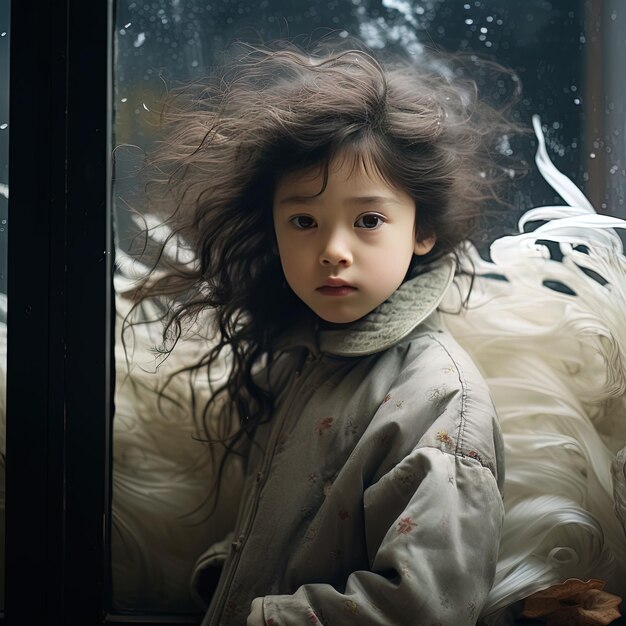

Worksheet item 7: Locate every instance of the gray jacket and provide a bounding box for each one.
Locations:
[193,258,505,626]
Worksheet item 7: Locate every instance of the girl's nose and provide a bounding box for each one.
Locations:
[319,231,353,267]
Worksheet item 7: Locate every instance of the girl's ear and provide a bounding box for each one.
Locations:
[414,235,437,256]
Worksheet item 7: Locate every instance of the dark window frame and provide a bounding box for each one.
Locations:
[6,0,114,623]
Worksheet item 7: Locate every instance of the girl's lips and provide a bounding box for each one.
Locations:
[316,285,357,296]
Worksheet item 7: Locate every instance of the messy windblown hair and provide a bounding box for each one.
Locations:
[127,37,523,470]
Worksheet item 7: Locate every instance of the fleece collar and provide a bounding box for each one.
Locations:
[275,256,456,357]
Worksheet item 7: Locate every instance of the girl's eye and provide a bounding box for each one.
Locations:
[355,213,385,229]
[290,215,316,229]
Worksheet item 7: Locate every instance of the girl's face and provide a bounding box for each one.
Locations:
[273,152,436,324]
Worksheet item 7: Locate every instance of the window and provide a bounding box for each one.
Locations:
[5,0,112,623]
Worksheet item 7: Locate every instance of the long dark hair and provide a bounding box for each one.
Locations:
[124,37,523,474]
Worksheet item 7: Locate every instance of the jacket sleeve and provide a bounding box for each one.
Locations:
[256,446,504,625]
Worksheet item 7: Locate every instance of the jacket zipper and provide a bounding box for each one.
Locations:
[208,351,318,624]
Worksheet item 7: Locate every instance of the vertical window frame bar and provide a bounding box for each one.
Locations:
[6,0,114,623]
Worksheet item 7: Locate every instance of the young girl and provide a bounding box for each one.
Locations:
[130,38,512,625]
[122,38,625,625]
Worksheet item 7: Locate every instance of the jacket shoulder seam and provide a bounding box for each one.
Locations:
[424,333,469,456]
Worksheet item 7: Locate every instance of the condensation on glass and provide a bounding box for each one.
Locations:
[109,0,625,616]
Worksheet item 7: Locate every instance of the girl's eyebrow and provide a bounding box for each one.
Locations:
[350,195,403,206]
[277,195,402,206]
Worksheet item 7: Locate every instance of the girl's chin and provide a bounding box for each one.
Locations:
[315,307,375,326]
[317,317,357,329]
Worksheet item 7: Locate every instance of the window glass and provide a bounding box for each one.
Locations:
[111,0,624,615]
